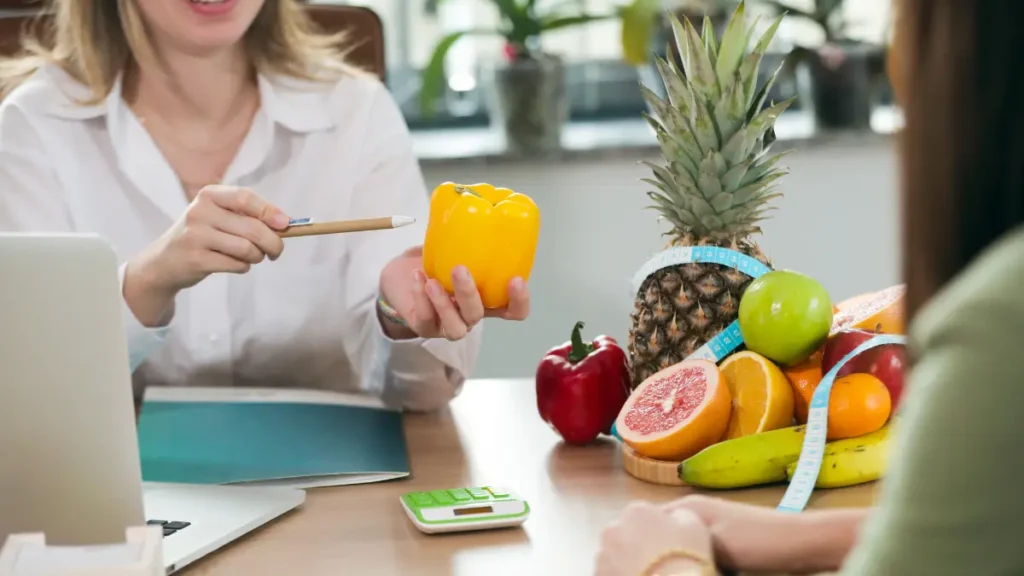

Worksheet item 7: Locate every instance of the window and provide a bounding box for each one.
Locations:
[311,0,895,130]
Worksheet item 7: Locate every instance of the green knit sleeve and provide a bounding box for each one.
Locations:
[840,230,1024,575]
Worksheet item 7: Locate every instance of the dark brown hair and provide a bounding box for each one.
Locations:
[899,0,1024,322]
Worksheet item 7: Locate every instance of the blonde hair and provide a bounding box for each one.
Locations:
[0,0,359,103]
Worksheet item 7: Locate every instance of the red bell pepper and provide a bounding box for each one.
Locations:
[535,321,631,445]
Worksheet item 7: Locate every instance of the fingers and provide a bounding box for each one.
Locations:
[212,208,286,261]
[425,277,468,340]
[487,277,530,320]
[198,185,290,230]
[407,270,439,334]
[451,266,485,327]
[197,226,266,265]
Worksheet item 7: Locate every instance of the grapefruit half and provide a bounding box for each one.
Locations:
[615,359,732,461]
[831,284,906,335]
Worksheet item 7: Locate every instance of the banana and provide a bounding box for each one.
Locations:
[785,423,892,488]
[679,425,806,489]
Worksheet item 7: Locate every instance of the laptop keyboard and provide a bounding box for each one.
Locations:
[146,519,191,537]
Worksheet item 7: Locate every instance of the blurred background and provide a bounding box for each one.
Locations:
[0,0,903,379]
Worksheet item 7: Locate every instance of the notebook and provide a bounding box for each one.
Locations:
[137,387,410,489]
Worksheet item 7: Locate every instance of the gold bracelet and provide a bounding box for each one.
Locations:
[640,548,716,576]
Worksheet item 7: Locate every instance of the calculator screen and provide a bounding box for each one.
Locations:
[454,506,494,516]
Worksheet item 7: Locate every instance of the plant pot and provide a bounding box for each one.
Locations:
[809,42,884,130]
[489,54,567,157]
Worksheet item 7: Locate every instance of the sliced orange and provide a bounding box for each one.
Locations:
[831,284,906,335]
[719,351,795,440]
[616,360,732,461]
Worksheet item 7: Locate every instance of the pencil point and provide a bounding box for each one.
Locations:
[391,215,416,228]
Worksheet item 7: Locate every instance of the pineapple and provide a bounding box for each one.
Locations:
[628,1,793,388]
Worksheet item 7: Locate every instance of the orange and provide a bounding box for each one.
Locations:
[616,359,732,461]
[719,351,795,440]
[831,285,906,335]
[784,348,824,424]
[826,373,892,440]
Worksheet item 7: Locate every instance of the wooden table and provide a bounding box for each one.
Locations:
[180,379,877,575]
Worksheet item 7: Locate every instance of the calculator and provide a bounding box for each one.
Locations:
[400,486,530,534]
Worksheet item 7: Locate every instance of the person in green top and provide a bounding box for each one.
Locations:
[595,0,1024,574]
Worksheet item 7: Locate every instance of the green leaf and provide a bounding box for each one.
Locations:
[746,60,785,123]
[722,97,795,164]
[715,0,747,91]
[690,96,720,152]
[740,150,791,187]
[738,15,783,105]
[654,57,690,117]
[419,29,497,117]
[619,0,659,65]
[714,72,747,145]
[681,17,720,100]
[702,16,718,67]
[731,171,787,204]
[541,14,610,33]
[669,14,691,80]
[697,155,724,201]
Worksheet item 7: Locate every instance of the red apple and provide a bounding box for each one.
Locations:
[822,328,907,409]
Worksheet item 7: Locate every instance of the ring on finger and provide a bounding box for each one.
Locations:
[441,325,450,341]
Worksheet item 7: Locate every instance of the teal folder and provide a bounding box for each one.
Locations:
[137,387,410,488]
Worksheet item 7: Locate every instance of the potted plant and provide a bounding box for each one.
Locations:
[419,0,659,156]
[754,0,885,129]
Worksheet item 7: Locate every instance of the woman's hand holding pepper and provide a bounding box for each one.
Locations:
[378,246,530,341]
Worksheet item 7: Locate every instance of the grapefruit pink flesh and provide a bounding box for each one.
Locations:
[616,360,732,461]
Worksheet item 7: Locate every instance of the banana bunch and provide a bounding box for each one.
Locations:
[679,423,892,489]
[785,424,891,488]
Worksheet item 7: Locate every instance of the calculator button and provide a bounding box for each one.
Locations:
[448,489,472,502]
[410,493,435,506]
[486,487,510,498]
[468,488,491,500]
[430,490,454,504]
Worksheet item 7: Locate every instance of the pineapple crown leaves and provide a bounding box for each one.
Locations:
[642,0,793,242]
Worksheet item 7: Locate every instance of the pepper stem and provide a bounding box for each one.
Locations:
[566,321,595,364]
[455,184,484,199]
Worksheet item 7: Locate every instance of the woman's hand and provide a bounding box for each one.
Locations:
[378,246,530,341]
[596,502,713,576]
[665,495,865,574]
[124,185,290,327]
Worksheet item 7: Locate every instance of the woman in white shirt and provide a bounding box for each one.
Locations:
[0,0,530,410]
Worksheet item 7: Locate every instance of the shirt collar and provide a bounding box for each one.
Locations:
[40,64,336,133]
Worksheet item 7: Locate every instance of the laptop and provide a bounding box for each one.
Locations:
[0,233,306,573]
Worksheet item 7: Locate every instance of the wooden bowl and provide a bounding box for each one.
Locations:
[621,444,687,486]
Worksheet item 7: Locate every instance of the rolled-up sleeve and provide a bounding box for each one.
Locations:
[339,80,481,411]
[0,102,170,372]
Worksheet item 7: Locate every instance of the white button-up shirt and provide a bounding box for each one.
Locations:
[0,64,481,411]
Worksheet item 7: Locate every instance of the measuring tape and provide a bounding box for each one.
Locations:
[611,246,771,441]
[776,333,907,513]
[631,245,772,364]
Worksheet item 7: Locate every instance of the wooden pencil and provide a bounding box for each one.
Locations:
[277,216,416,238]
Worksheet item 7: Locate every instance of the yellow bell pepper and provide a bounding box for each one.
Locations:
[422,182,541,309]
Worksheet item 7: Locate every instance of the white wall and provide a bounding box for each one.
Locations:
[421,139,900,379]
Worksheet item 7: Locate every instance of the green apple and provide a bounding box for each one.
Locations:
[738,270,834,367]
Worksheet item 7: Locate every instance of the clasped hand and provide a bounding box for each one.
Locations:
[123,185,530,337]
